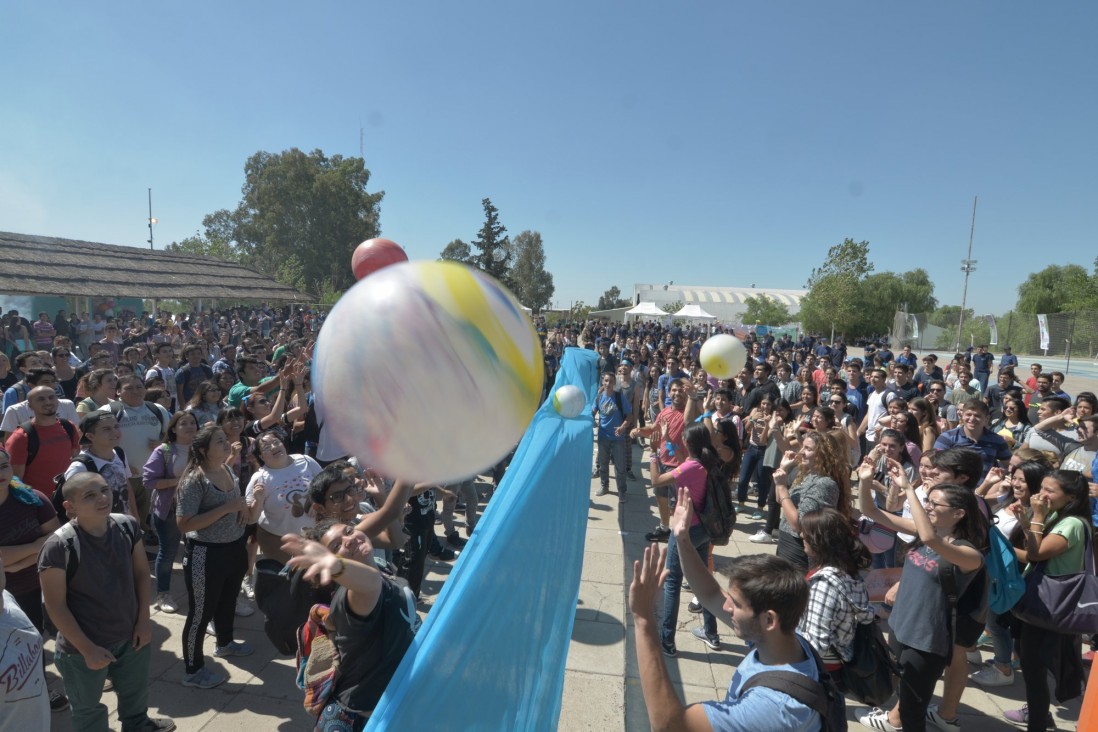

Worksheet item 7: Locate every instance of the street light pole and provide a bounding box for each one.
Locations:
[955,195,978,351]
[147,188,158,250]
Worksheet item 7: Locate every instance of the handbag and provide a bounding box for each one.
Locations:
[1012,523,1098,634]
[857,516,897,554]
[837,619,900,707]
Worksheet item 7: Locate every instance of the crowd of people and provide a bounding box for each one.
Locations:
[0,304,495,732]
[2,306,1096,731]
[571,319,1095,732]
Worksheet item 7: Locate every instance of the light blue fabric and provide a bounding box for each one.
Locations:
[366,347,598,731]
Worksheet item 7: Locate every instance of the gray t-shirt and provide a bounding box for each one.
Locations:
[778,474,839,538]
[889,541,979,656]
[37,516,140,654]
[176,469,245,543]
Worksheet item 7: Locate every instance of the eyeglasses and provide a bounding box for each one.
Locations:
[923,499,954,510]
[324,489,353,504]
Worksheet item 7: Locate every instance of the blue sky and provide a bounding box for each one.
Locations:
[2,3,1095,316]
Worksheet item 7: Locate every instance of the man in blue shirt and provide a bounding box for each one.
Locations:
[971,345,995,394]
[629,506,824,732]
[998,345,1018,372]
[594,372,632,501]
[934,399,1011,475]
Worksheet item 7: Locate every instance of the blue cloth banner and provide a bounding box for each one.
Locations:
[366,347,598,731]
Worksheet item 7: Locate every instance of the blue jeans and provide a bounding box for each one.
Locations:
[736,444,771,508]
[661,524,718,645]
[986,608,1013,666]
[153,512,181,594]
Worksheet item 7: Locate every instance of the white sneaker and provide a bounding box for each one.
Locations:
[234,599,255,617]
[155,593,178,614]
[966,649,982,664]
[749,530,777,544]
[241,574,255,600]
[205,621,215,636]
[970,663,1015,687]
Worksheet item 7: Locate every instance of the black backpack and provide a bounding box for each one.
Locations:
[19,418,78,468]
[740,643,848,732]
[836,619,900,707]
[51,448,128,525]
[698,466,736,546]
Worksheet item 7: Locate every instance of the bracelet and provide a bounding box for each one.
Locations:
[329,557,346,580]
[1030,522,1045,527]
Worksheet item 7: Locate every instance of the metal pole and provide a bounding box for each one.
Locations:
[955,196,978,351]
[1065,312,1077,375]
[147,188,155,250]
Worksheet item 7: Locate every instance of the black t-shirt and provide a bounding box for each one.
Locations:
[330,580,417,713]
[0,371,17,392]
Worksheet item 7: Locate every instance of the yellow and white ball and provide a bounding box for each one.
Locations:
[699,334,748,379]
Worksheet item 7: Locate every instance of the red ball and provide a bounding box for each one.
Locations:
[351,238,408,281]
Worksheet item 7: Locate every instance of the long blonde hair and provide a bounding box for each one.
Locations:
[794,430,853,519]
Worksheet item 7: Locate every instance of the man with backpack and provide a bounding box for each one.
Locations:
[61,411,136,519]
[5,385,81,499]
[630,516,839,731]
[280,519,418,731]
[594,371,632,501]
[38,472,174,732]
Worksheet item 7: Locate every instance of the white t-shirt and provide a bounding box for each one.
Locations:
[0,592,49,732]
[1,400,80,434]
[108,401,171,476]
[245,455,322,536]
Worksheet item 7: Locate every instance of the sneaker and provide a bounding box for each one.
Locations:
[49,689,69,713]
[214,640,254,658]
[137,718,177,732]
[103,677,114,692]
[182,667,228,689]
[206,621,216,636]
[241,574,255,600]
[591,468,598,478]
[446,531,468,549]
[644,526,671,543]
[976,632,993,646]
[970,663,1014,687]
[750,511,765,520]
[234,599,254,617]
[927,705,961,731]
[1003,705,1056,729]
[966,650,981,664]
[627,470,637,480]
[749,529,777,544]
[155,592,178,614]
[429,546,458,561]
[691,627,720,651]
[660,638,677,657]
[687,597,702,614]
[595,486,609,497]
[857,707,901,731]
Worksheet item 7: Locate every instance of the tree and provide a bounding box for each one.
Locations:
[597,286,630,310]
[662,301,684,315]
[166,230,238,261]
[798,238,874,335]
[470,198,510,281]
[742,295,793,326]
[439,239,472,264]
[1016,263,1098,313]
[209,148,383,295]
[854,269,939,335]
[508,230,555,312]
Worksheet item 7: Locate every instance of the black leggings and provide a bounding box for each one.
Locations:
[890,637,950,732]
[1018,622,1064,732]
[399,514,434,600]
[182,537,247,674]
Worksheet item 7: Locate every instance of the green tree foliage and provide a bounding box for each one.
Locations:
[928,305,974,329]
[662,301,684,315]
[205,148,383,295]
[742,295,793,326]
[508,230,555,312]
[438,239,472,264]
[166,211,239,261]
[1016,263,1098,313]
[597,286,631,310]
[855,269,939,334]
[799,239,874,335]
[470,198,510,281]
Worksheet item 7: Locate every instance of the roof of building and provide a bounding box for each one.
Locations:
[633,283,806,308]
[0,231,312,302]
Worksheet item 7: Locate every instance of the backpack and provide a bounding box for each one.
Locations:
[108,400,166,436]
[52,513,139,580]
[837,619,900,707]
[19,418,78,468]
[985,518,1026,614]
[740,643,848,732]
[697,466,737,546]
[51,448,128,525]
[296,603,341,716]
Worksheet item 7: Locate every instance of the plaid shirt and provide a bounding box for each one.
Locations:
[798,566,874,664]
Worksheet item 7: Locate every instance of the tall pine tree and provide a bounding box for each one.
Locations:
[471,198,511,281]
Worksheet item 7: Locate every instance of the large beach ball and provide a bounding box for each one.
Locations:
[314,260,544,483]
[351,238,408,281]
[699,334,747,379]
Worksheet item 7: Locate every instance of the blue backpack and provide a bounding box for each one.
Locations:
[985,524,1025,614]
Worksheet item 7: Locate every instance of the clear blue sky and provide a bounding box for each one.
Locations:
[3,3,1095,316]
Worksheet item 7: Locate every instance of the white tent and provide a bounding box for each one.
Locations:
[624,301,670,323]
[674,303,717,321]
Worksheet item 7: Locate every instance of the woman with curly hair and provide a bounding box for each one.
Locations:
[770,430,852,570]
